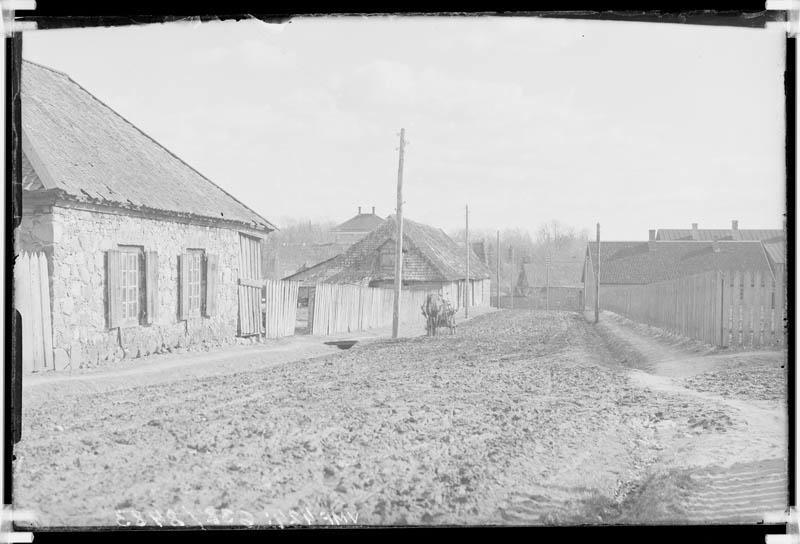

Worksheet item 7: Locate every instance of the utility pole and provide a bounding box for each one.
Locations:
[495,230,500,308]
[594,222,600,324]
[391,129,406,338]
[465,205,470,318]
[546,252,550,312]
[510,247,515,310]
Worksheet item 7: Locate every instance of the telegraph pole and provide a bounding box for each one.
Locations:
[510,247,515,310]
[495,230,500,308]
[594,222,600,324]
[465,205,470,318]
[391,129,406,338]
[546,252,550,312]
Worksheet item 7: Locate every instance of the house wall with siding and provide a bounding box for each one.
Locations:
[48,205,247,369]
[368,279,491,309]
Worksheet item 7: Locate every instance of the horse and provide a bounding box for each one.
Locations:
[421,293,445,336]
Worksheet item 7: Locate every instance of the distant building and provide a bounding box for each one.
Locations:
[582,237,777,312]
[285,216,492,309]
[513,250,585,310]
[655,220,784,242]
[330,206,386,245]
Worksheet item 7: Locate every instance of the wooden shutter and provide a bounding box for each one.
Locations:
[178,252,189,320]
[204,253,218,317]
[106,250,122,329]
[144,251,158,324]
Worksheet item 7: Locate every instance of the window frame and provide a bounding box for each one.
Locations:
[118,245,145,328]
[185,248,205,318]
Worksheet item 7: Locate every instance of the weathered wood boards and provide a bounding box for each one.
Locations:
[310,283,438,336]
[262,279,300,339]
[601,269,786,348]
[14,252,53,372]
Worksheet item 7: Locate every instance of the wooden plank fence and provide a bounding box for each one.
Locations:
[601,269,786,348]
[263,279,300,339]
[14,252,53,372]
[310,283,433,336]
[239,278,299,339]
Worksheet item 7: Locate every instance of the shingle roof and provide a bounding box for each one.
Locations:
[331,212,385,233]
[282,255,343,283]
[285,216,492,284]
[585,240,774,284]
[656,228,784,241]
[21,60,275,231]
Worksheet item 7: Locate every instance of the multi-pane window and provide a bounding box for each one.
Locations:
[186,250,203,316]
[119,247,143,325]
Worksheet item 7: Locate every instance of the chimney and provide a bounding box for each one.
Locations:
[358,206,362,215]
[372,206,375,215]
[648,229,656,241]
[731,219,740,240]
[691,223,699,241]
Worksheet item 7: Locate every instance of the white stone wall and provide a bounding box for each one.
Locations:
[49,205,251,369]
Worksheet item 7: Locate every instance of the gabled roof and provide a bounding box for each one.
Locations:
[285,216,492,284]
[457,241,487,265]
[331,211,385,233]
[21,60,275,232]
[584,240,774,284]
[656,228,784,241]
[282,255,343,283]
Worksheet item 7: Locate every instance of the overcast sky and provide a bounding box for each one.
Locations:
[23,16,786,240]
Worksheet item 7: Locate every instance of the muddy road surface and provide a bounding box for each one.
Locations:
[13,310,788,526]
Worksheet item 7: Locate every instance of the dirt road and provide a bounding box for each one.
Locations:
[594,311,788,524]
[12,309,788,527]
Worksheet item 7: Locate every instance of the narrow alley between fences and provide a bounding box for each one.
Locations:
[12,309,788,527]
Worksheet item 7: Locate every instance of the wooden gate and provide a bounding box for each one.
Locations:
[14,251,53,372]
[263,279,300,338]
[237,233,263,337]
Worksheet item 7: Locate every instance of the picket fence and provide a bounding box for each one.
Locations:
[309,283,432,336]
[601,269,786,348]
[14,252,53,372]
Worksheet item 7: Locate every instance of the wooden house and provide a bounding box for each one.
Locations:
[284,216,492,308]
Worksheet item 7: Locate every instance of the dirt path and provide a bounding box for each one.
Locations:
[12,309,788,526]
[594,311,788,523]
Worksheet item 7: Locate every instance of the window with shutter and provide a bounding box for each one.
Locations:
[204,254,219,317]
[108,246,145,328]
[106,250,122,329]
[144,251,158,324]
[179,249,205,320]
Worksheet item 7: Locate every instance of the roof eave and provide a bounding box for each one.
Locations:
[52,193,276,234]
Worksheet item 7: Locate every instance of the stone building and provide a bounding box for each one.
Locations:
[16,60,276,370]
